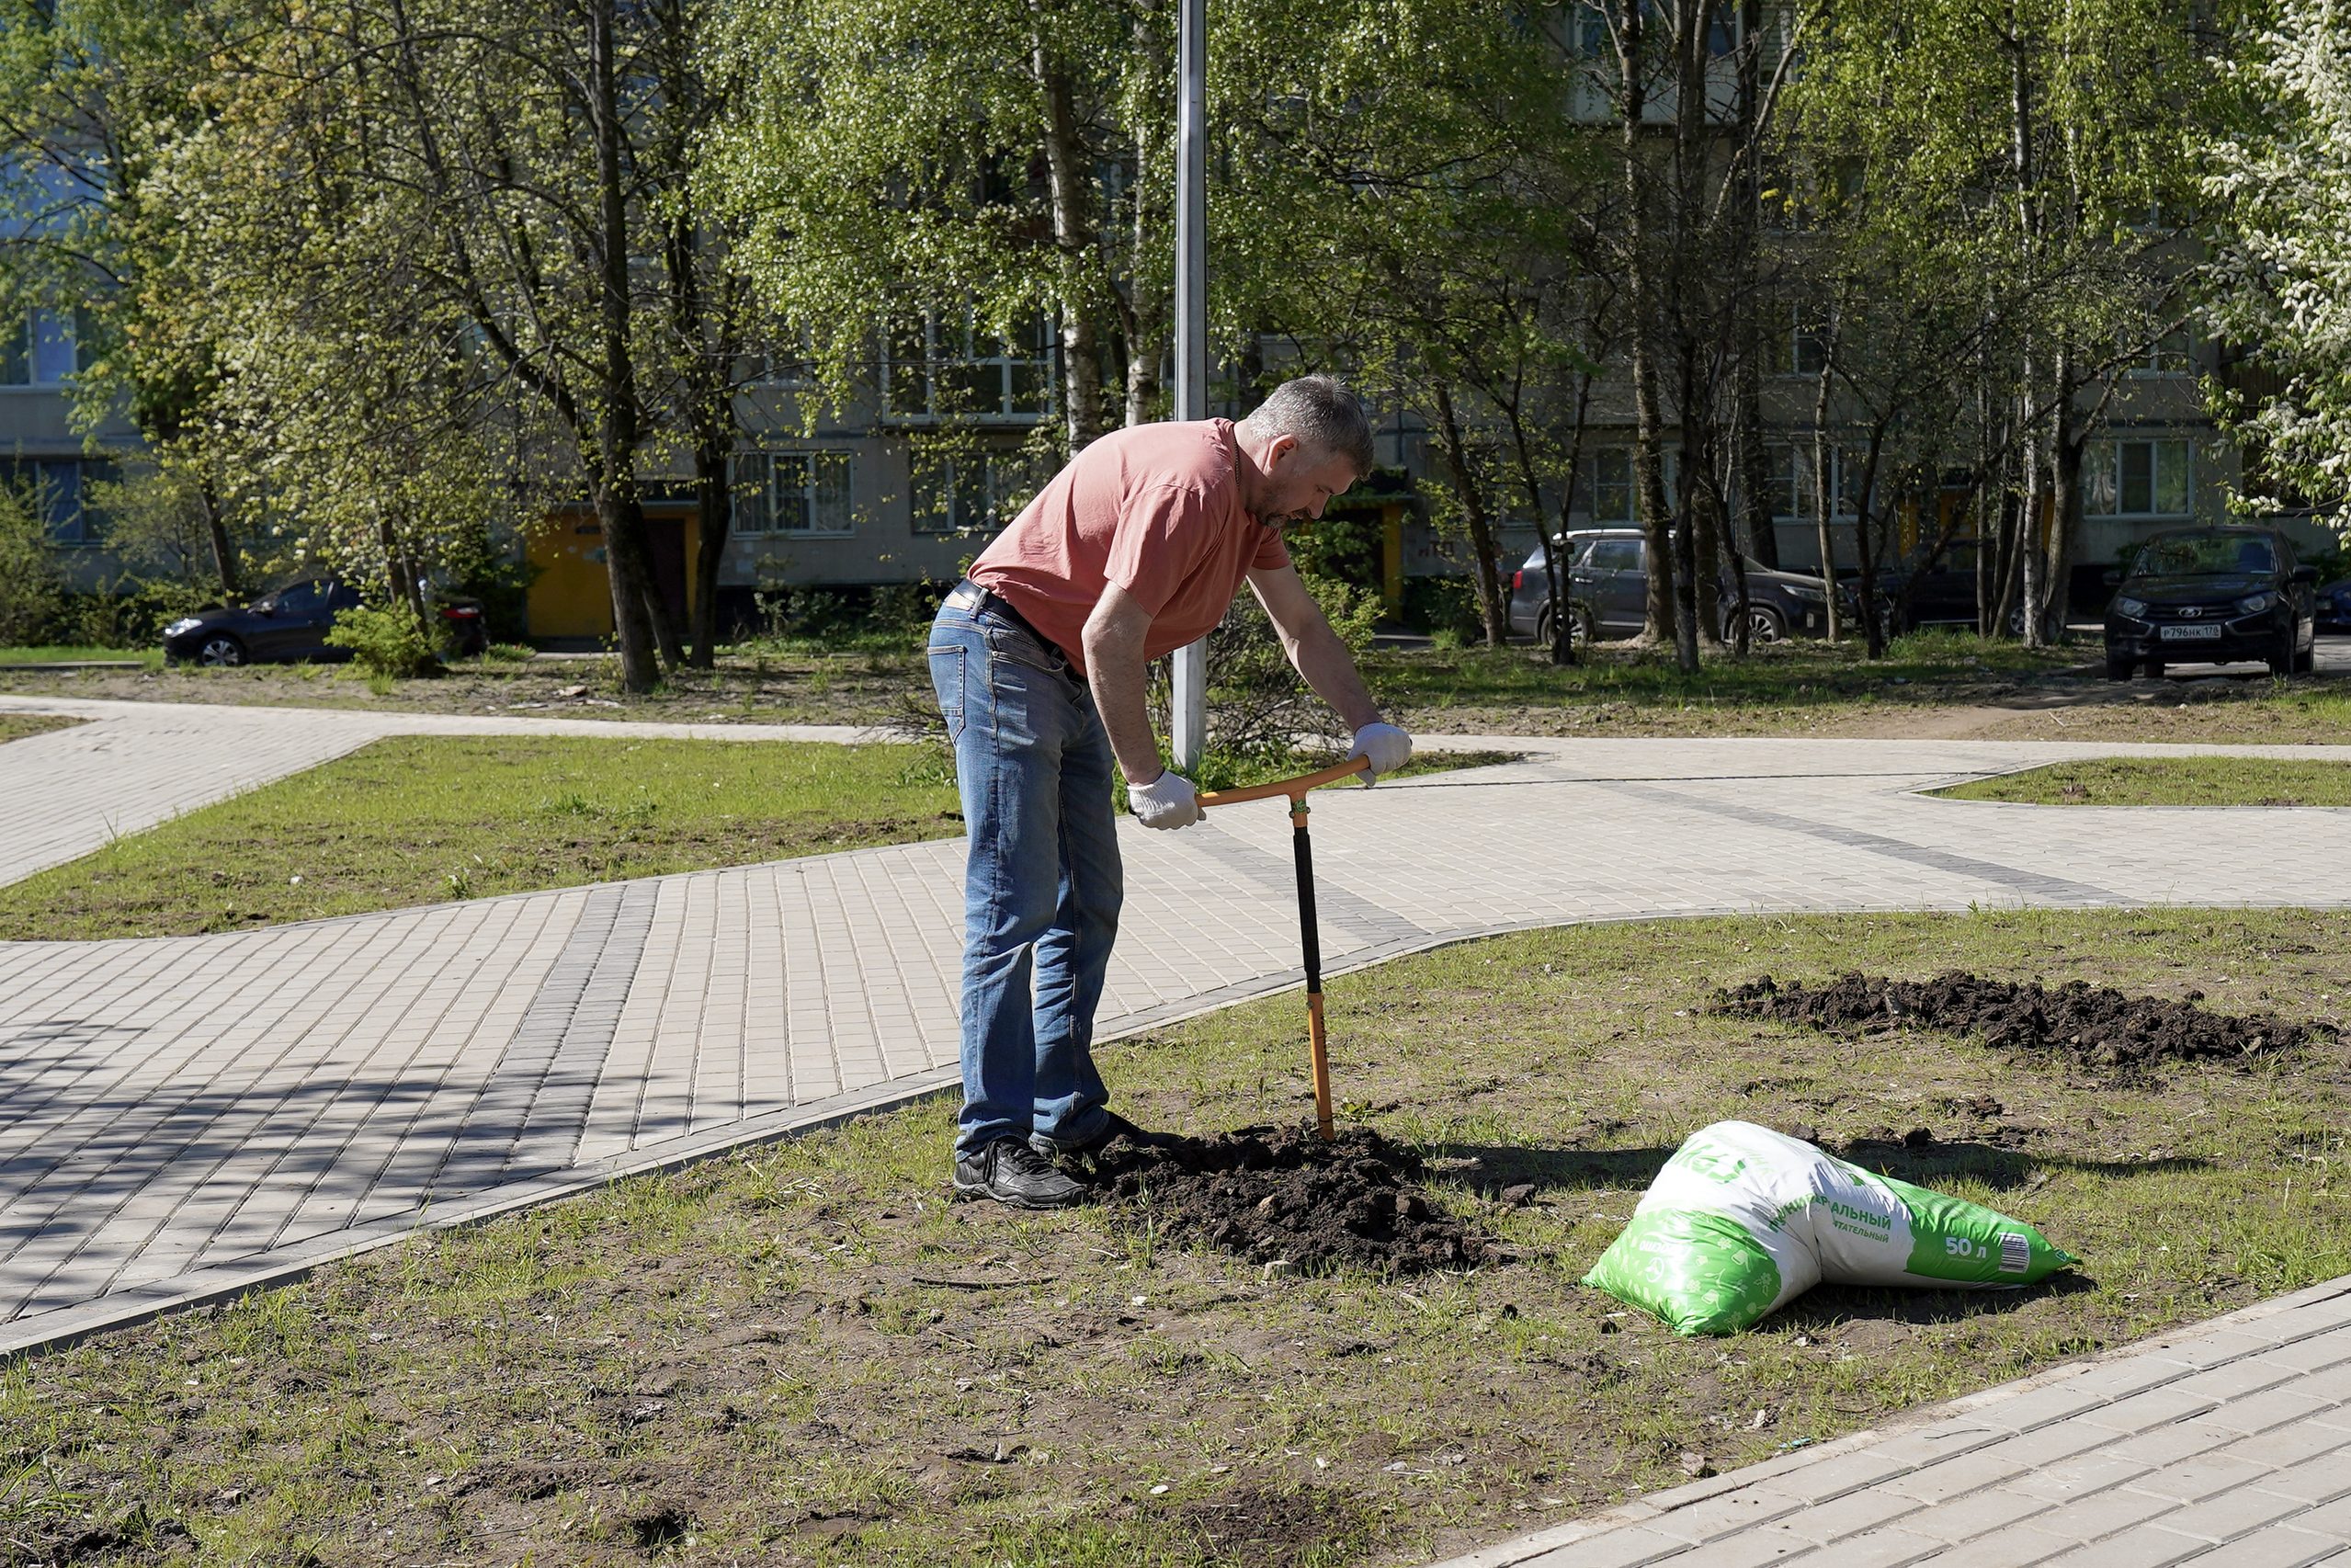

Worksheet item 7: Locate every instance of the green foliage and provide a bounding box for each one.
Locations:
[1151,574,1386,767]
[53,580,216,650]
[0,479,65,645]
[2205,0,2351,528]
[324,604,440,679]
[1402,577,1484,644]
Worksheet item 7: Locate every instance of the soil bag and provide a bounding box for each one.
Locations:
[1583,1120,2076,1335]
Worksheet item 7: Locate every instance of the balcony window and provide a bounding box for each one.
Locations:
[2084,439,2190,517]
[1766,444,1861,522]
[910,450,1039,536]
[881,313,1053,424]
[1,456,107,547]
[733,449,855,536]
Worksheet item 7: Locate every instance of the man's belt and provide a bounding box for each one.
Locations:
[945,580,1051,648]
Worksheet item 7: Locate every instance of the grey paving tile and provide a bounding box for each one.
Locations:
[2058,1523,2222,1566]
[2186,1529,2350,1567]
[2152,1485,2322,1545]
[1911,1521,2079,1567]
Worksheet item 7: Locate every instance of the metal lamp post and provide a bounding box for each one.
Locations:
[1170,0,1208,770]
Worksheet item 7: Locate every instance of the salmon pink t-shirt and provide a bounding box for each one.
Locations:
[967,418,1289,677]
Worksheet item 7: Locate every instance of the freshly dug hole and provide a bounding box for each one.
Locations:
[1085,1123,1494,1275]
[1713,970,2332,1075]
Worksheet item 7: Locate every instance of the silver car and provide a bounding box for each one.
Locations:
[1506,529,1846,643]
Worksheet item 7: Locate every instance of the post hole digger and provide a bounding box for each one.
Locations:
[1195,754,1372,1141]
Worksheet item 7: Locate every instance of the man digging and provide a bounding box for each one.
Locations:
[929,374,1414,1210]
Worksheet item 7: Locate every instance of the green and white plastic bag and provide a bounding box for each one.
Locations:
[1583,1120,2077,1335]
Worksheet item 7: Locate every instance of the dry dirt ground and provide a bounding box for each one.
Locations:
[6,908,2347,1568]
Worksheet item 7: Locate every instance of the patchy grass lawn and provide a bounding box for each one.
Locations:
[7,907,2346,1567]
[0,644,925,726]
[1939,756,2351,807]
[0,644,157,666]
[0,712,78,745]
[0,735,964,940]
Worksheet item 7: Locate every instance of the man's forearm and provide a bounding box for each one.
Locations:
[1083,614,1166,784]
[1282,618,1382,733]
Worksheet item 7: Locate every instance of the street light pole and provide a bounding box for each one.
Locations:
[1170,0,1208,771]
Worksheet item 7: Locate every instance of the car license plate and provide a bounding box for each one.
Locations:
[2159,624,2222,642]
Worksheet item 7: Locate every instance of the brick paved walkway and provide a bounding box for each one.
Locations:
[6,695,2351,1563]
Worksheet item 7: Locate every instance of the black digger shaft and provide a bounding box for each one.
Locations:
[1291,802,1322,994]
[1291,801,1334,1140]
[1191,755,1364,1142]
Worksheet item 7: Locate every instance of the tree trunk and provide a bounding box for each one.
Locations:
[585,0,660,691]
[1852,426,1889,659]
[1122,6,1164,428]
[1673,388,1707,668]
[1547,369,1596,666]
[2046,432,2085,650]
[1811,327,1839,642]
[689,436,730,665]
[2017,414,2049,650]
[1035,44,1103,449]
[1430,382,1507,647]
[1613,1,1679,652]
[1674,0,1717,660]
[1734,337,1777,570]
[200,481,239,600]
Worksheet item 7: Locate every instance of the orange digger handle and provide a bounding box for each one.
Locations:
[1195,755,1369,809]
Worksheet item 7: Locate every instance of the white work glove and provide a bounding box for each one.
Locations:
[1348,722,1414,785]
[1127,768,1202,830]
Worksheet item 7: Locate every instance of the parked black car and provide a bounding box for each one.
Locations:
[1506,528,1849,644]
[162,578,488,666]
[162,578,366,666]
[2317,577,2351,633]
[1881,542,1989,632]
[2101,527,2318,680]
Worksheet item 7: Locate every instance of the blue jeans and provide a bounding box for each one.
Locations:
[929,597,1124,1156]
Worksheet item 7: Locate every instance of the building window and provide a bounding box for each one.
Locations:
[0,309,82,386]
[1,456,108,547]
[744,330,815,389]
[1768,302,1829,377]
[881,313,1053,423]
[2130,329,2192,378]
[1573,447,1637,522]
[1766,444,1861,521]
[910,450,1037,536]
[733,450,855,536]
[2084,438,2190,517]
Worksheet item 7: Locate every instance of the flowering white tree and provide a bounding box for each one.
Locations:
[2204,0,2351,535]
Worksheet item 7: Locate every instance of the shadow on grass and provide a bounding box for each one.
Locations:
[1425,1139,2212,1200]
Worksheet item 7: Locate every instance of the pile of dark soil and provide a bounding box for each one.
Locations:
[1714,970,2329,1075]
[1085,1123,1494,1275]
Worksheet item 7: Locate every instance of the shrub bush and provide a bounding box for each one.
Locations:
[325,603,441,677]
[1401,575,1483,642]
[1149,574,1387,768]
[0,483,65,646]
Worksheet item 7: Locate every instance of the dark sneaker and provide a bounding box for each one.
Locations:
[952,1139,1087,1210]
[1029,1110,1176,1160]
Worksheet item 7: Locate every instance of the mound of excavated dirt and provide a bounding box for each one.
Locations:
[1714,970,2330,1075]
[1085,1123,1493,1276]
